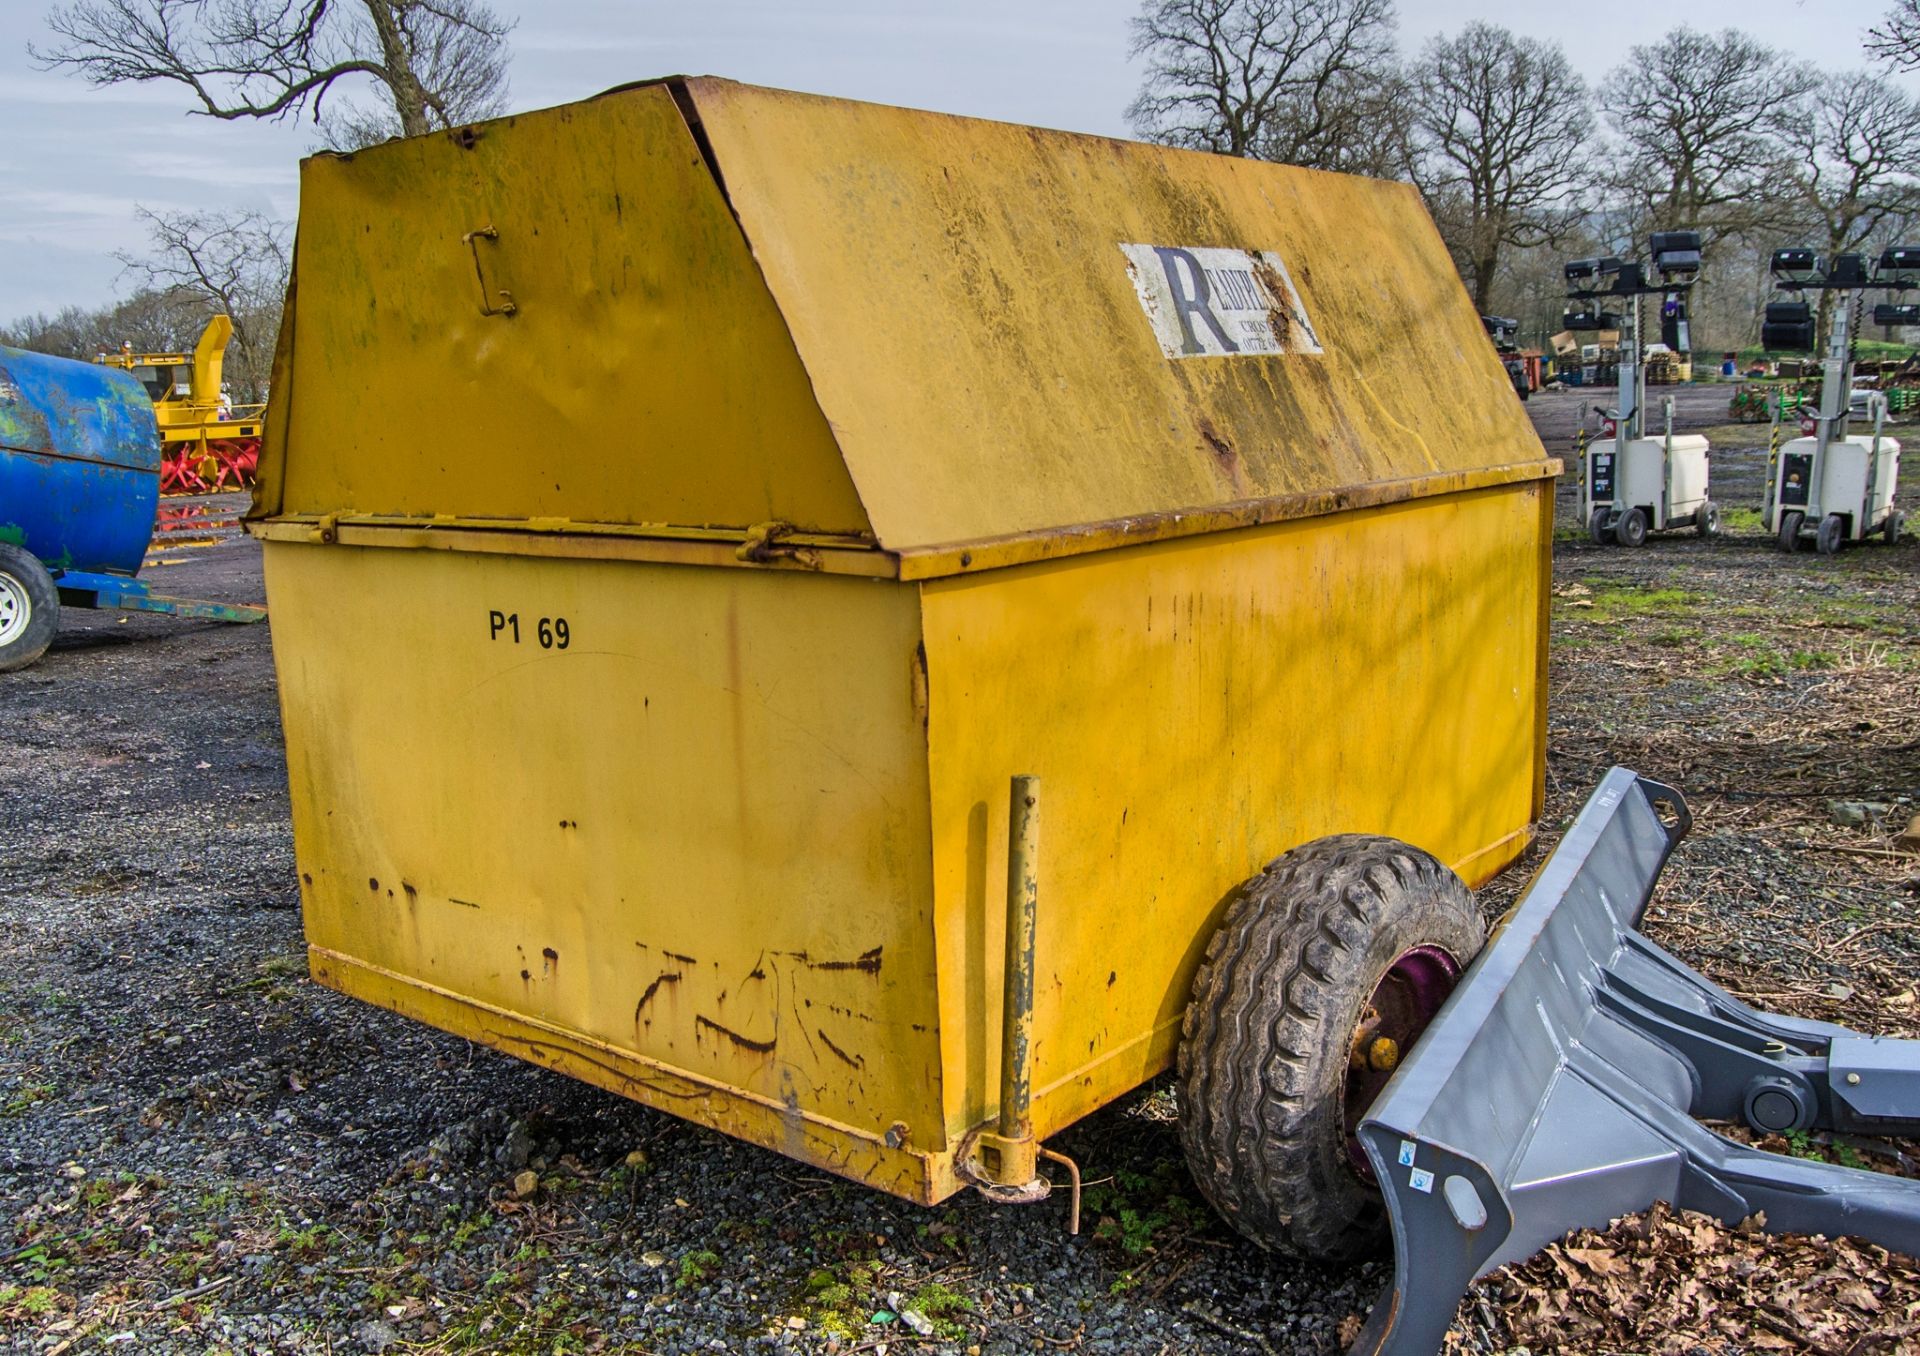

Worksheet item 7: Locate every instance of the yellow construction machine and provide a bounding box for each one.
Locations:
[97,315,264,494]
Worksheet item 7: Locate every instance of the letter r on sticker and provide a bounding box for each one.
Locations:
[1152,247,1240,356]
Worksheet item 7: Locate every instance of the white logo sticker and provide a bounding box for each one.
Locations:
[1398,1140,1418,1168]
[1120,243,1322,359]
[1409,1167,1435,1194]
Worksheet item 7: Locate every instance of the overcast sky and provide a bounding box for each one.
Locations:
[0,0,1904,321]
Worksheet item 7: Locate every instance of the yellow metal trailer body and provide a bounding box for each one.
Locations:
[250,77,1557,1204]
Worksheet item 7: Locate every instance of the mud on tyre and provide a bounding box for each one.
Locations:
[1176,834,1483,1261]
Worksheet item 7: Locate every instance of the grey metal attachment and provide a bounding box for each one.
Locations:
[1348,766,1920,1356]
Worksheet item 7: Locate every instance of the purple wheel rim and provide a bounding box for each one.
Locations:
[1344,945,1462,1178]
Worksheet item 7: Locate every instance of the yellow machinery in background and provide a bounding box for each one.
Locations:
[248,77,1557,1352]
[99,314,264,494]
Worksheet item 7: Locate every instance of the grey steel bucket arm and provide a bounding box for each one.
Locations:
[1349,766,1920,1356]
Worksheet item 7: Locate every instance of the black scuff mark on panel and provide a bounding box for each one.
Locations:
[633,972,681,1023]
[784,946,884,975]
[817,1029,865,1071]
[696,1015,775,1054]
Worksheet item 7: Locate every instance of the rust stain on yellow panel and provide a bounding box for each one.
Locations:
[917,486,1549,1142]
[263,541,941,1158]
[682,77,1549,552]
[281,85,870,535]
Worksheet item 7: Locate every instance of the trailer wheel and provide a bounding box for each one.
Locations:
[1816,513,1845,556]
[0,544,58,674]
[1886,511,1906,544]
[1777,510,1804,553]
[1586,507,1611,544]
[1176,835,1483,1261]
[1695,501,1720,537]
[1613,507,1649,547]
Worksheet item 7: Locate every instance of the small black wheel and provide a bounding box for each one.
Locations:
[1817,513,1845,556]
[1613,507,1649,547]
[0,544,57,674]
[1587,507,1611,545]
[1695,501,1720,537]
[1177,835,1483,1261]
[1778,510,1804,553]
[1884,511,1905,544]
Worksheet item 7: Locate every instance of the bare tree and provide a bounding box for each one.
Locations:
[1780,73,1920,338]
[1409,23,1592,312]
[1126,0,1406,174]
[1,289,209,362]
[1867,0,1920,69]
[35,0,513,149]
[117,208,291,400]
[1598,28,1815,248]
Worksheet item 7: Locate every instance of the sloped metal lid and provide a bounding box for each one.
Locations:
[683,77,1553,557]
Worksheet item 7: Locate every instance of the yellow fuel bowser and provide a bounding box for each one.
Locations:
[249,76,1556,1284]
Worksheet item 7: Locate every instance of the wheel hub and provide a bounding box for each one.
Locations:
[1345,945,1461,1177]
[0,570,30,648]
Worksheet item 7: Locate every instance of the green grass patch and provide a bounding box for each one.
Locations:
[798,1256,885,1338]
[1083,1161,1208,1257]
[1784,1129,1869,1172]
[905,1281,973,1340]
[1,1081,54,1118]
[1709,639,1840,680]
[1557,582,1700,625]
[675,1248,721,1289]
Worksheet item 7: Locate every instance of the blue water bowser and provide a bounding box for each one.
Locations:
[0,343,263,672]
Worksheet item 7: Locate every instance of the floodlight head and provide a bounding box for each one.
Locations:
[1873,302,1920,326]
[1649,230,1703,279]
[1827,254,1869,287]
[1563,307,1607,332]
[1770,248,1820,283]
[1761,299,1815,352]
[1608,261,1648,294]
[1596,256,1625,276]
[1564,258,1598,283]
[1878,246,1920,281]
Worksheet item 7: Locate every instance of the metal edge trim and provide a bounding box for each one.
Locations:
[246,520,898,578]
[895,459,1563,580]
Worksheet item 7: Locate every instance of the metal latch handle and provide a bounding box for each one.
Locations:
[462,227,517,317]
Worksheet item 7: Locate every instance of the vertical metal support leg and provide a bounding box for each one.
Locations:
[999,774,1040,1175]
[961,775,1050,1203]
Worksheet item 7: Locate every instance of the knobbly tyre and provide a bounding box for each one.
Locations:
[0,343,265,673]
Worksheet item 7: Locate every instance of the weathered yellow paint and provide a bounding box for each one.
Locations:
[686,77,1544,553]
[918,484,1550,1142]
[262,542,947,1191]
[273,84,870,535]
[251,76,1556,1204]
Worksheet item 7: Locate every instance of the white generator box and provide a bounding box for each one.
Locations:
[1773,435,1901,540]
[1620,435,1709,521]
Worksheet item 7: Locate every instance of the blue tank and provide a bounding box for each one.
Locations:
[0,343,161,576]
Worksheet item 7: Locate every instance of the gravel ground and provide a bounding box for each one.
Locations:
[2,401,1916,1355]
